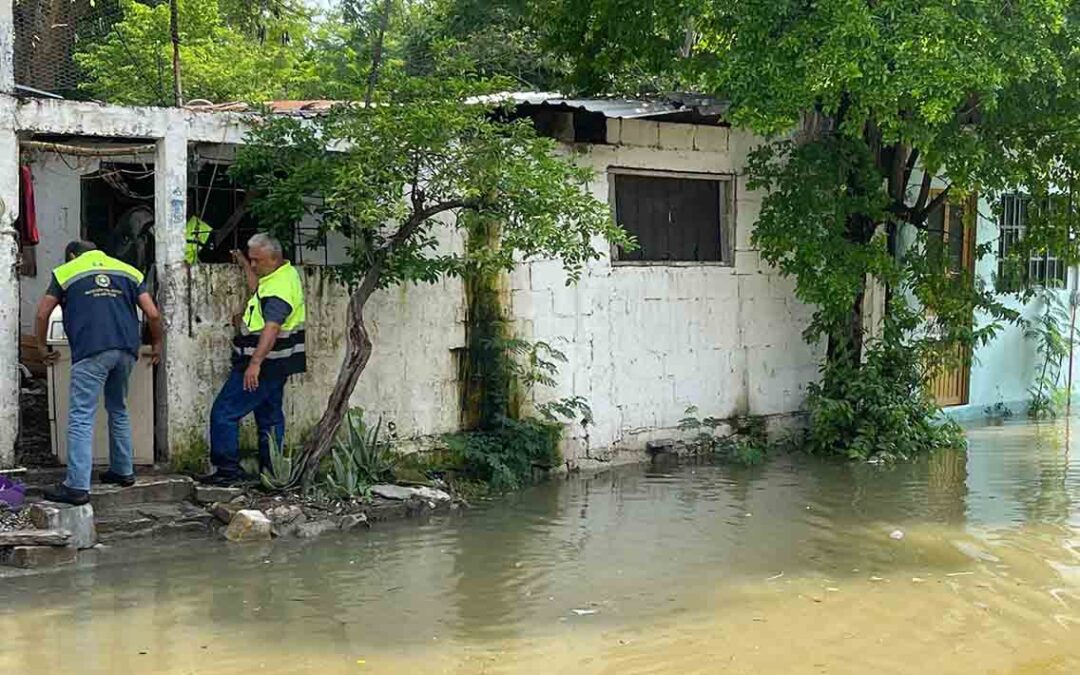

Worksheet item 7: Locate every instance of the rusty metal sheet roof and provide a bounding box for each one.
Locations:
[184,93,728,120]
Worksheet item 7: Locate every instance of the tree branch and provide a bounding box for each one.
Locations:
[914,171,932,214]
[903,147,920,192]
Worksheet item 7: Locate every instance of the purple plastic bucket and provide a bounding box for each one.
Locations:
[0,476,25,510]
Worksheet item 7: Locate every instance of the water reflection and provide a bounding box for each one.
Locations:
[5,419,1080,672]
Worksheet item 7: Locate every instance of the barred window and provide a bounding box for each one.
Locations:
[997,193,1067,292]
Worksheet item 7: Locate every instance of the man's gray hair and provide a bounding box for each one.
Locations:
[248,233,283,257]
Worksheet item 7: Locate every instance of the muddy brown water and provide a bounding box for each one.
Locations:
[4,419,1080,674]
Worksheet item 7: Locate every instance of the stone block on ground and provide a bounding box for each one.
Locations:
[90,477,194,511]
[1,545,77,568]
[194,485,245,505]
[293,519,339,539]
[267,505,304,526]
[224,510,272,542]
[210,502,241,525]
[372,484,451,503]
[30,502,97,549]
[0,529,72,546]
[337,513,368,531]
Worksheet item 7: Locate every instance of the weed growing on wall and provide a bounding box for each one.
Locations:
[1025,288,1076,419]
[678,407,770,467]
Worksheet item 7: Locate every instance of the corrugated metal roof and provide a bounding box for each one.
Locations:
[185,92,728,120]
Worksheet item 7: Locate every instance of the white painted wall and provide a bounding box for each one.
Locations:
[17,153,99,333]
[510,120,821,464]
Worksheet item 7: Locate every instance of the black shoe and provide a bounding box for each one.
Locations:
[41,483,90,506]
[98,469,136,487]
[197,472,245,487]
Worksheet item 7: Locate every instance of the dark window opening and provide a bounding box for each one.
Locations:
[81,162,156,280]
[188,162,337,265]
[612,171,733,264]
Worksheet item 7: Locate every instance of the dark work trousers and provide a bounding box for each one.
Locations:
[209,370,286,477]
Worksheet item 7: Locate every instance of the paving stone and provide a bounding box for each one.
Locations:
[0,529,71,546]
[193,486,245,505]
[90,477,194,511]
[30,502,97,549]
[1,545,77,568]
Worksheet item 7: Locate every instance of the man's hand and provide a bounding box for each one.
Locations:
[243,362,261,392]
[231,249,250,269]
[40,345,60,366]
[144,345,162,366]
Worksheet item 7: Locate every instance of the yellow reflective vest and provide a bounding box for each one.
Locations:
[232,261,306,378]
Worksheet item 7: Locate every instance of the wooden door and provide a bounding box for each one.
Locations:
[927,192,976,407]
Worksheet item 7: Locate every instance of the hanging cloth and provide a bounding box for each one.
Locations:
[17,165,38,277]
[17,166,39,246]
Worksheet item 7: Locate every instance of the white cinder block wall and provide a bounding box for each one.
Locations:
[510,119,822,465]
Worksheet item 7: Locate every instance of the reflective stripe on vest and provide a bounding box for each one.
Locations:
[53,250,144,290]
[234,261,306,363]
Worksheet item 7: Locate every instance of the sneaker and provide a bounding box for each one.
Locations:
[98,470,136,487]
[41,483,90,506]
[196,472,246,487]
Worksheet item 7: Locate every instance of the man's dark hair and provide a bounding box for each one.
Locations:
[65,240,97,261]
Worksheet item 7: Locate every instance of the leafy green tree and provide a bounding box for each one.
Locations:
[231,72,627,483]
[538,0,1080,459]
[74,0,317,105]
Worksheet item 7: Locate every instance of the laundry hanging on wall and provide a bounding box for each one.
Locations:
[17,164,38,277]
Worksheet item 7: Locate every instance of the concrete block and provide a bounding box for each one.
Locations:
[659,124,695,151]
[0,530,72,546]
[694,126,729,153]
[1,545,78,569]
[606,118,622,144]
[90,476,194,511]
[30,502,97,549]
[194,485,245,505]
[620,120,660,147]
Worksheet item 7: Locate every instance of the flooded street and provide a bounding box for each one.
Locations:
[5,419,1080,674]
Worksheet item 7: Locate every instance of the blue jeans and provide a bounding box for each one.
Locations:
[209,370,286,477]
[65,349,136,491]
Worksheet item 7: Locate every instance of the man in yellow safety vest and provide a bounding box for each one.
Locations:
[200,233,306,486]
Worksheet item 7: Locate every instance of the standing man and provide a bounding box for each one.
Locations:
[201,234,306,486]
[36,241,163,505]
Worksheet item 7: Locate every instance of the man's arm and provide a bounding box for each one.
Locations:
[35,295,60,365]
[232,250,258,293]
[243,323,281,392]
[137,292,164,365]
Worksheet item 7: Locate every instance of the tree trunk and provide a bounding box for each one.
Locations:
[296,292,374,485]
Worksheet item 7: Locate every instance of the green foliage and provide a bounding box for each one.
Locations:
[678,406,769,467]
[73,0,319,105]
[170,434,209,476]
[260,433,303,491]
[805,313,965,462]
[322,409,397,498]
[232,73,626,291]
[446,417,563,491]
[400,0,566,89]
[1025,289,1076,419]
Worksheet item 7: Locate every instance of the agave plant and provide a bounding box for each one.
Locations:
[260,433,303,491]
[341,409,396,483]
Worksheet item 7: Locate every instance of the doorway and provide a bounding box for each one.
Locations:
[926,192,977,407]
